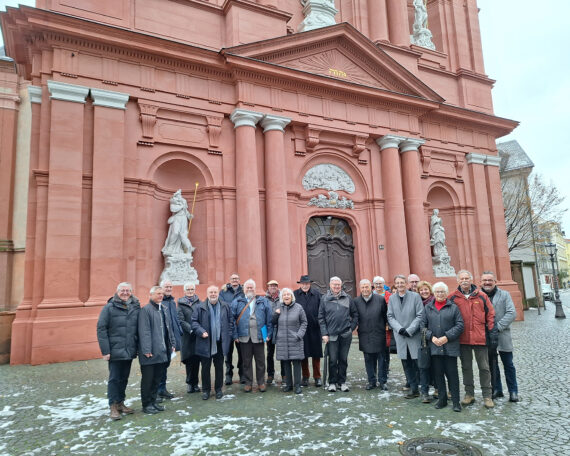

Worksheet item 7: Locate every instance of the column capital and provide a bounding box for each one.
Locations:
[230,109,264,128]
[400,138,426,153]
[47,80,89,103]
[28,85,42,104]
[466,152,487,165]
[376,134,407,150]
[260,114,291,133]
[91,88,129,110]
[485,156,502,167]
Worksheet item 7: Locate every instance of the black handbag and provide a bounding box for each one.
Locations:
[417,328,431,369]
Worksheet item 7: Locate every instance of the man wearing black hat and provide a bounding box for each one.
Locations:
[294,275,323,387]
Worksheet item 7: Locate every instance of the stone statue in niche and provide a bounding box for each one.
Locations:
[308,191,354,209]
[160,189,199,285]
[411,0,436,51]
[303,164,355,193]
[298,0,338,33]
[430,209,456,277]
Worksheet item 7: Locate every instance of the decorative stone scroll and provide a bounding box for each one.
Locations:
[410,0,436,51]
[308,191,354,209]
[430,209,455,277]
[297,0,338,33]
[302,164,355,193]
[160,189,199,285]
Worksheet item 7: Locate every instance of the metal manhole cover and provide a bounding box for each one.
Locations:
[399,437,483,456]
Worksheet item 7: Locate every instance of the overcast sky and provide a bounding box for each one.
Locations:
[1,0,569,232]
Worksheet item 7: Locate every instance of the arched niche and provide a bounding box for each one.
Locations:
[150,157,210,285]
[427,185,459,273]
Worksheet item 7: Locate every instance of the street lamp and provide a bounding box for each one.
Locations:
[544,242,566,319]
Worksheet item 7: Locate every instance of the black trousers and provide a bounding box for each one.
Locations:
[140,362,167,407]
[363,352,385,385]
[107,359,133,405]
[201,340,224,393]
[184,354,201,387]
[266,341,276,377]
[225,340,243,379]
[158,356,171,393]
[282,360,302,388]
[431,355,460,405]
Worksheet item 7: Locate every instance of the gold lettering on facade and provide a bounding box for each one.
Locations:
[328,68,347,78]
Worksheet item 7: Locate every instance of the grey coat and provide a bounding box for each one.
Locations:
[272,302,307,361]
[485,287,516,352]
[387,291,424,360]
[138,301,176,366]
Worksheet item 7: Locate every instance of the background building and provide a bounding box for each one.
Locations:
[1,0,522,364]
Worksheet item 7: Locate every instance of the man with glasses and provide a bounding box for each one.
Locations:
[220,273,245,384]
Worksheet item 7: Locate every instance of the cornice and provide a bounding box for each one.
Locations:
[28,85,42,104]
[466,152,487,165]
[91,88,129,109]
[47,80,89,103]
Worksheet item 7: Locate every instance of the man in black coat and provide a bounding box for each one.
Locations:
[191,285,233,400]
[177,282,200,393]
[294,275,323,387]
[138,286,176,414]
[157,279,183,399]
[97,282,141,420]
[354,279,388,390]
[219,273,245,385]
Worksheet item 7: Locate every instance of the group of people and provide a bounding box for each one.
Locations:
[96,270,519,419]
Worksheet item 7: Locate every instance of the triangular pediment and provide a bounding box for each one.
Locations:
[224,23,443,102]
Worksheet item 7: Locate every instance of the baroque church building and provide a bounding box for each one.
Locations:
[1,0,521,364]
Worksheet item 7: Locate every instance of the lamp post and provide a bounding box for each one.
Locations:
[544,242,566,319]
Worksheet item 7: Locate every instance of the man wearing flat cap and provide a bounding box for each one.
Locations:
[294,275,323,387]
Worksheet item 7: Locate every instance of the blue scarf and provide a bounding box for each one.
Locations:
[208,301,221,356]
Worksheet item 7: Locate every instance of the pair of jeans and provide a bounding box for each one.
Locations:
[140,362,167,407]
[301,358,321,379]
[460,344,492,398]
[201,340,224,393]
[240,341,266,386]
[107,359,133,405]
[225,341,243,380]
[401,347,419,392]
[363,352,385,386]
[489,349,518,394]
[158,356,171,393]
[184,355,200,387]
[282,360,302,388]
[328,332,352,385]
[431,355,460,405]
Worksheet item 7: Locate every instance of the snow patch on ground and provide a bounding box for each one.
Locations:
[0,406,15,417]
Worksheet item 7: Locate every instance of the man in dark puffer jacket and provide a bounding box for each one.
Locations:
[97,282,141,421]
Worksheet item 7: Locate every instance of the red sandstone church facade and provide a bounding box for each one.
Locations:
[1,0,522,365]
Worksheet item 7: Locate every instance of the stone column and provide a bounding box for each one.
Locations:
[86,88,129,304]
[386,0,410,46]
[229,109,264,283]
[484,156,512,281]
[466,152,495,274]
[400,138,432,278]
[368,0,389,42]
[376,135,410,277]
[40,81,89,307]
[261,114,291,285]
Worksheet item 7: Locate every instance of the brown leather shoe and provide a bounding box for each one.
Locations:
[244,385,252,392]
[483,397,495,409]
[117,402,135,415]
[110,403,121,421]
[258,384,266,392]
[461,395,475,406]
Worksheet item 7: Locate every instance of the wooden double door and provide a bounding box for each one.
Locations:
[306,216,356,297]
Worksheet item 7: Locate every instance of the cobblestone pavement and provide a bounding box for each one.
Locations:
[1,293,569,456]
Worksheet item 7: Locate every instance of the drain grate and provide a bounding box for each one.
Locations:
[399,437,483,456]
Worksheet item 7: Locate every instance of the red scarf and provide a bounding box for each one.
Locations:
[435,299,446,311]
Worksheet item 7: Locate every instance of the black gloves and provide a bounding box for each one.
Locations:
[398,328,407,336]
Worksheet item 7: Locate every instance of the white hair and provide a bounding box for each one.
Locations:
[456,270,473,280]
[160,279,173,287]
[359,279,371,287]
[329,276,342,284]
[184,282,196,291]
[116,282,132,292]
[432,282,449,294]
[372,276,385,284]
[243,279,256,289]
[279,288,295,303]
[150,285,163,294]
